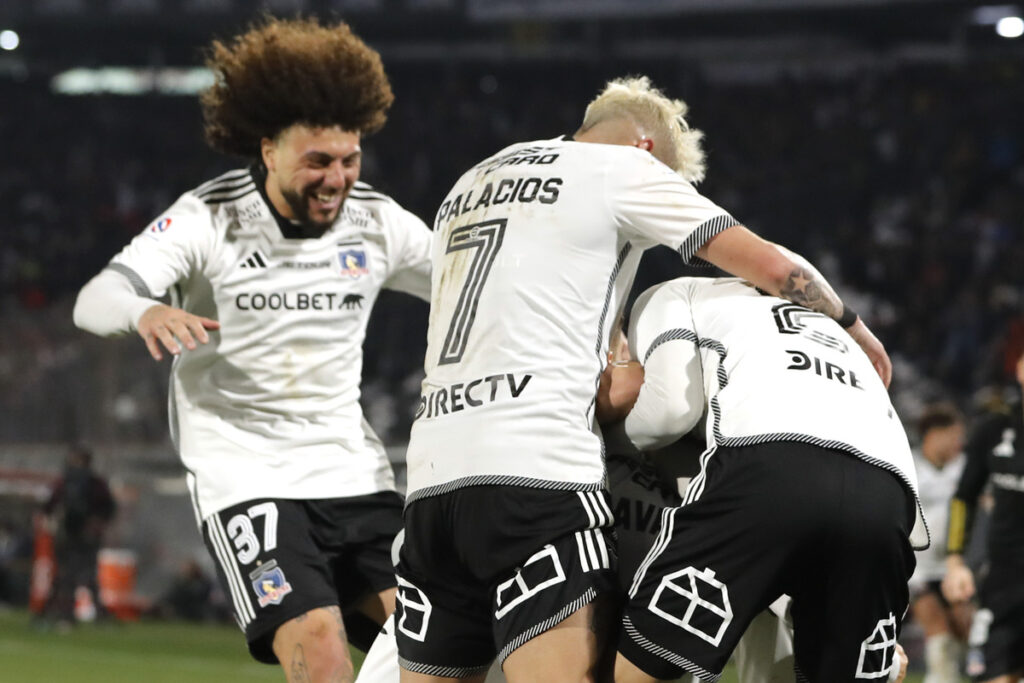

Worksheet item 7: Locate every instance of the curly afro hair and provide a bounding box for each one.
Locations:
[201,16,394,158]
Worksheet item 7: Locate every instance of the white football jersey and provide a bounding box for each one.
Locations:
[910,450,965,584]
[626,277,928,549]
[405,137,738,501]
[102,168,432,520]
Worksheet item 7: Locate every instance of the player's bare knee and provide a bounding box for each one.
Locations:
[274,608,353,683]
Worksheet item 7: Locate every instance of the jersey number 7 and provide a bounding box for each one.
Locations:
[439,219,507,365]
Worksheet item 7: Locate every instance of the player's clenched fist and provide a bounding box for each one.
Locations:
[137,304,220,361]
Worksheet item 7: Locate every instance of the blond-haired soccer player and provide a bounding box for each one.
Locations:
[394,76,891,682]
[73,18,431,683]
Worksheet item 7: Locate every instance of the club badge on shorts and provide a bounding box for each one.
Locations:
[250,559,293,607]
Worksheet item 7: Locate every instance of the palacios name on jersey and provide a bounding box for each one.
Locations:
[434,176,563,228]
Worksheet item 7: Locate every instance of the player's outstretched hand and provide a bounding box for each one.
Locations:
[846,318,892,388]
[137,304,220,361]
[941,562,976,603]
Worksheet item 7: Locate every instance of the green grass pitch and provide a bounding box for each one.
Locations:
[0,610,930,682]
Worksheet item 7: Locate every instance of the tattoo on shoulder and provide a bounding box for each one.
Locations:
[779,266,841,319]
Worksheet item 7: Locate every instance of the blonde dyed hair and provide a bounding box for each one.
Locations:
[579,76,706,183]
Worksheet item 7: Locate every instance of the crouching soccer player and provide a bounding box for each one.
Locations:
[601,277,925,683]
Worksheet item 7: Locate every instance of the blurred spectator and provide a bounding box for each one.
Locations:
[41,445,117,627]
[150,558,216,622]
[909,403,972,683]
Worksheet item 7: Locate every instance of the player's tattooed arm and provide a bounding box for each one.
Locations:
[773,243,891,386]
[779,264,843,320]
[698,226,892,386]
[698,225,844,321]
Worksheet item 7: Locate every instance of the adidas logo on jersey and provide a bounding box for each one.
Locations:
[240,252,268,269]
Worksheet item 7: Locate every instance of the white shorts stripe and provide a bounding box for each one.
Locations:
[583,528,600,569]
[593,529,610,569]
[575,531,591,572]
[629,505,676,598]
[208,518,253,625]
[208,516,255,625]
[577,491,597,528]
[591,491,614,526]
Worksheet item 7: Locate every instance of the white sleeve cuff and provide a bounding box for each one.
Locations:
[73,268,159,337]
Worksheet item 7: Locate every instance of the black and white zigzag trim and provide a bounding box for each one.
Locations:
[677,214,739,267]
[622,616,721,682]
[497,588,598,664]
[405,475,604,505]
[106,263,154,299]
[643,328,699,364]
[588,241,634,420]
[595,242,633,357]
[398,657,491,679]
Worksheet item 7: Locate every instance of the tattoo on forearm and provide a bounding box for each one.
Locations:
[290,644,311,683]
[779,266,842,319]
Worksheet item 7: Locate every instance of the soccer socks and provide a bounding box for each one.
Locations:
[923,633,961,683]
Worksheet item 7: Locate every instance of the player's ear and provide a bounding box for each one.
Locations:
[260,137,277,172]
[636,137,654,153]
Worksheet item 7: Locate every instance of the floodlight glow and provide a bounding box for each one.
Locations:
[972,5,1019,24]
[996,15,1024,37]
[0,30,19,51]
[51,67,215,95]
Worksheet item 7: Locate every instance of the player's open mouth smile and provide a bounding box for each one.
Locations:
[310,191,342,213]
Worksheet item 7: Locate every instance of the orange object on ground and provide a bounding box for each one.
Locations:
[98,548,141,620]
[28,514,54,614]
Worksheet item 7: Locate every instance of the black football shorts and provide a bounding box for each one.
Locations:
[394,485,618,677]
[202,491,402,663]
[619,441,916,683]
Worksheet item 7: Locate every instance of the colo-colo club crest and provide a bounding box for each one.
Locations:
[250,559,293,607]
[338,245,369,279]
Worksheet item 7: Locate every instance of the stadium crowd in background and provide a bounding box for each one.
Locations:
[1,61,1023,448]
